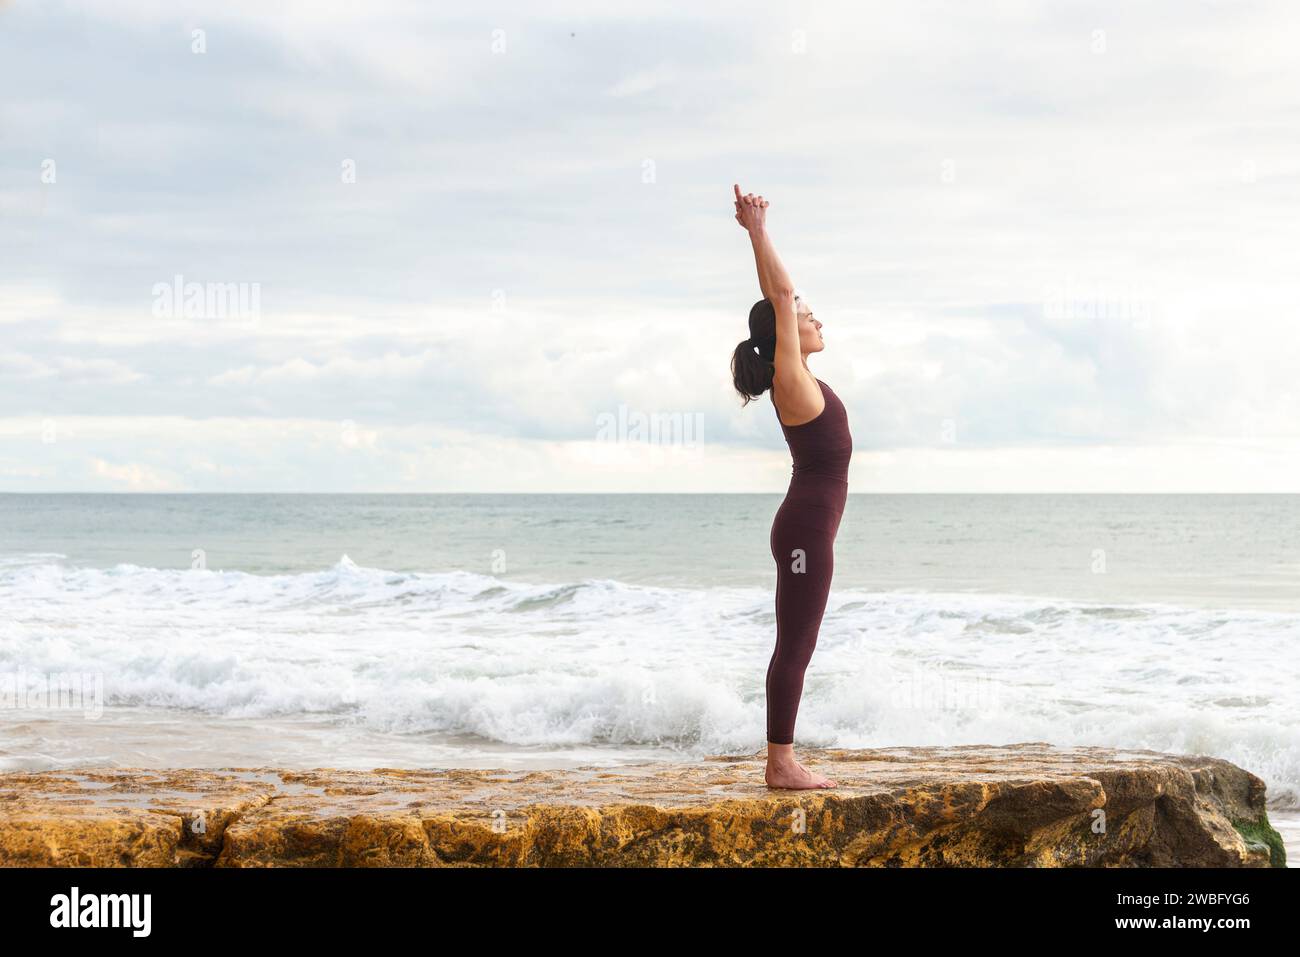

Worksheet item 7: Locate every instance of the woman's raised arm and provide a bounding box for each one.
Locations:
[735,184,801,384]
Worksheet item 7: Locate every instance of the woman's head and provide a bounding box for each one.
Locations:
[730,294,824,404]
[794,295,824,355]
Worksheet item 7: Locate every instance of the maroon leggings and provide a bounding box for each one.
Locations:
[766,488,844,744]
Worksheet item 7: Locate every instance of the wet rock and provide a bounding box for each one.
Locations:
[0,745,1284,867]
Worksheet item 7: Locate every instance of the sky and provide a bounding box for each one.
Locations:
[2,0,1299,492]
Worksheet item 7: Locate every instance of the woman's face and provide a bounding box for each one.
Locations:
[797,303,824,353]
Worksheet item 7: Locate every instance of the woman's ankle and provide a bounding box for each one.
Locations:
[766,741,796,762]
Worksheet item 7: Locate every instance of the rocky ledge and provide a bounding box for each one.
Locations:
[0,743,1285,867]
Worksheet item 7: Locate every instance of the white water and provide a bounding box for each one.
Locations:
[2,553,1296,820]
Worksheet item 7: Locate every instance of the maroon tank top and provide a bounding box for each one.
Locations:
[771,377,852,515]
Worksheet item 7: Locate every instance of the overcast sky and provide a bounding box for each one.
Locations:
[2,0,1299,492]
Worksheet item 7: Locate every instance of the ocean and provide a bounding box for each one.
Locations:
[1,493,1297,860]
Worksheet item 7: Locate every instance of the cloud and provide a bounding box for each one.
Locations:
[1,1,1299,490]
[91,457,179,491]
[605,63,677,98]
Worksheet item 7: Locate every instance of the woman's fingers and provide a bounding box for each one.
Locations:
[731,184,770,228]
[734,187,772,209]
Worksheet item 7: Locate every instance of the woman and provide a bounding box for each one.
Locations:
[731,184,852,790]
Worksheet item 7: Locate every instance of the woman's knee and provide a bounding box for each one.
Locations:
[771,634,817,671]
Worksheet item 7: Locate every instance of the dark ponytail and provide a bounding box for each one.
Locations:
[731,298,778,404]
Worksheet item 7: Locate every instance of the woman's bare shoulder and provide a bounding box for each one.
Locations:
[770,369,825,426]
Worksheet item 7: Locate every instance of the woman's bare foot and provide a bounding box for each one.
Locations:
[764,743,837,789]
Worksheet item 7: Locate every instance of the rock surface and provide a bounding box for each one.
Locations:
[0,744,1285,867]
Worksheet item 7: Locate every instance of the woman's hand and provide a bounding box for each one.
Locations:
[734,183,769,233]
